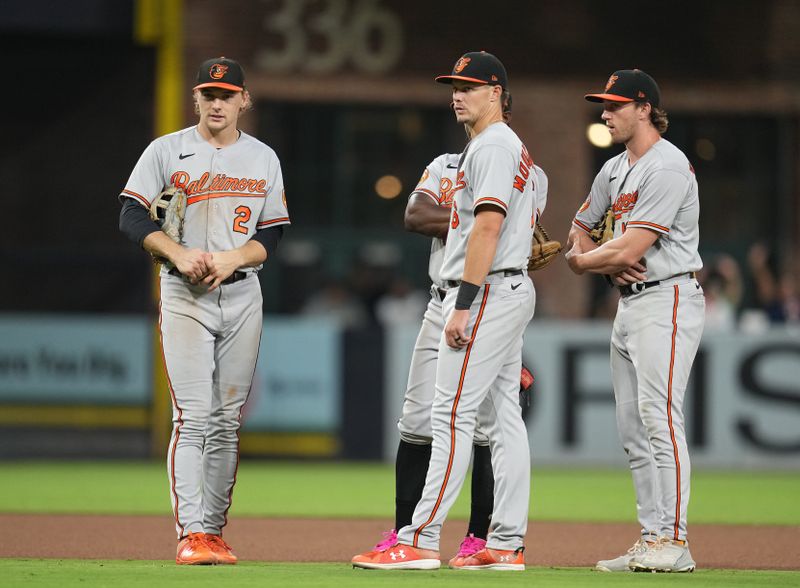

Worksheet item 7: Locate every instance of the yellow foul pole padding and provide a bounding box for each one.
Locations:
[134,0,184,458]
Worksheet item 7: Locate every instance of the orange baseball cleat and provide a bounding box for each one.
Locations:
[175,532,217,565]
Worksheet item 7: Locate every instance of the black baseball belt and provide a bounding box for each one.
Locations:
[444,269,523,290]
[167,267,250,285]
[618,272,696,297]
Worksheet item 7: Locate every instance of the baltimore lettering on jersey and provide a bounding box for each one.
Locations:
[169,171,269,202]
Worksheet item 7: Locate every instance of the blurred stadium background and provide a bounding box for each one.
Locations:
[0,0,798,473]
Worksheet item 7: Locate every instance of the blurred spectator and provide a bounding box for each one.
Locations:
[300,277,369,329]
[375,277,428,326]
[747,243,800,324]
[699,254,742,331]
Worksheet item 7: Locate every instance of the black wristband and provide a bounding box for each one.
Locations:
[455,281,480,310]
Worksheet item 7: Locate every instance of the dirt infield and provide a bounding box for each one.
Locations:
[1,514,798,570]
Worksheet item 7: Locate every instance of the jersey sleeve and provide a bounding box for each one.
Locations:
[119,141,166,208]
[412,155,447,204]
[533,165,548,222]
[467,144,517,213]
[627,169,689,235]
[256,150,291,229]
[573,168,612,234]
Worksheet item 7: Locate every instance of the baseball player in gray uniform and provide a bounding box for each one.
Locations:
[565,69,704,573]
[118,57,290,565]
[353,144,546,567]
[353,51,538,571]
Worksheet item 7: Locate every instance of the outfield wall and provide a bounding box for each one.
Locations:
[1,314,798,468]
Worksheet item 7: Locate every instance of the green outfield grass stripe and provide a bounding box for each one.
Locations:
[0,560,797,588]
[0,462,797,525]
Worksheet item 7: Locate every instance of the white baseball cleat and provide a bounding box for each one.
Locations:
[629,537,696,573]
[595,536,656,572]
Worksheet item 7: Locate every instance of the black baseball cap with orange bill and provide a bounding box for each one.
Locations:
[585,69,660,108]
[435,51,508,90]
[194,57,245,92]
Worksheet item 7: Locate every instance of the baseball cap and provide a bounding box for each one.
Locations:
[193,57,245,92]
[435,51,508,89]
[585,69,660,108]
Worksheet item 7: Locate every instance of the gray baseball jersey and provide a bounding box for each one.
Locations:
[398,122,538,553]
[573,138,702,280]
[121,125,289,540]
[439,122,536,281]
[573,137,705,543]
[122,126,289,273]
[413,153,462,289]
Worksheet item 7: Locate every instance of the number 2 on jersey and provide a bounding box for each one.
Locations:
[233,206,251,234]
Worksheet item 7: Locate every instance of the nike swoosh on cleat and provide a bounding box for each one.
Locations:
[447,164,458,169]
[610,176,617,181]
[511,283,522,290]
[179,153,195,160]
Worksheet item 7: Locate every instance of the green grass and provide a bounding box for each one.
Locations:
[1,560,798,588]
[0,461,798,525]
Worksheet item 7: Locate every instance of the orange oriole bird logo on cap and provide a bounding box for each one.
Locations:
[454,57,471,73]
[210,64,229,80]
[605,75,619,92]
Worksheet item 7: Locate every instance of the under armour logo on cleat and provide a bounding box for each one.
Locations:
[500,555,512,562]
[179,153,195,160]
[390,549,406,560]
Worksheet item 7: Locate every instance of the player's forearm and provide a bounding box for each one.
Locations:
[231,239,268,268]
[142,231,186,263]
[404,195,450,238]
[571,239,637,275]
[461,220,501,285]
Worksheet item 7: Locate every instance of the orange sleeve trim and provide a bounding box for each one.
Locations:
[187,192,266,205]
[474,197,508,211]
[256,217,291,227]
[413,285,491,548]
[572,219,592,233]
[122,189,150,207]
[627,220,670,233]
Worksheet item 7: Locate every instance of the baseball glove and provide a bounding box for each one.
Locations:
[589,205,615,245]
[519,364,535,407]
[148,186,187,263]
[527,221,562,271]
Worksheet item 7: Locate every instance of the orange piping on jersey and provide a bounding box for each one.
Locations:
[256,217,291,227]
[474,197,508,211]
[413,286,491,548]
[159,303,185,538]
[122,189,150,207]
[572,219,593,233]
[627,220,670,233]
[187,192,266,205]
[666,285,682,540]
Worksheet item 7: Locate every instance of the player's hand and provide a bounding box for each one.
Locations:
[174,248,213,283]
[564,243,584,274]
[202,250,243,292]
[445,309,472,350]
[611,261,647,285]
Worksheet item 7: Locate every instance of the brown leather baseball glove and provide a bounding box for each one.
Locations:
[589,205,615,245]
[527,221,562,271]
[148,186,187,263]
